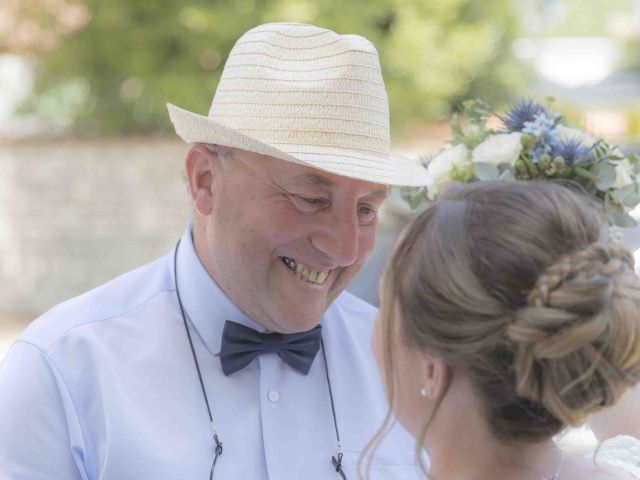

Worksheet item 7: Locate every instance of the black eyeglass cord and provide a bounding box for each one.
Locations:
[173,240,346,478]
[174,240,223,479]
[321,337,346,479]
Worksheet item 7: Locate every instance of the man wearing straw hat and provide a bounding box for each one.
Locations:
[0,23,427,479]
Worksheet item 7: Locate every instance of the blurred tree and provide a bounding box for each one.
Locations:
[519,0,640,72]
[0,0,91,53]
[20,0,524,134]
[519,0,636,37]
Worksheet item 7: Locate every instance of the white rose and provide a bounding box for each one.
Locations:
[472,132,522,167]
[613,158,634,189]
[425,144,470,199]
[555,124,596,148]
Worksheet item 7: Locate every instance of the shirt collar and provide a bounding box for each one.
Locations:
[174,222,266,356]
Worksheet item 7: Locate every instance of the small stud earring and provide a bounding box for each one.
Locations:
[420,387,428,397]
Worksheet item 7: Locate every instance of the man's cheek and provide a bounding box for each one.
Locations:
[360,229,377,260]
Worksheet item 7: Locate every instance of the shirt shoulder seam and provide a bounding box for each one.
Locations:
[12,339,91,475]
[31,287,177,350]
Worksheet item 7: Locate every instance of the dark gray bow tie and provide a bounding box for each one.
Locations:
[219,320,322,376]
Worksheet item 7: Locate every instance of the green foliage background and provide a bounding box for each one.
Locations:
[24,0,526,134]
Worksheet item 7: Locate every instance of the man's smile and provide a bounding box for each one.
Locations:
[280,257,331,285]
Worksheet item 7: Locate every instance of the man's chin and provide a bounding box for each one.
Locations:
[269,303,326,333]
[269,293,328,329]
[277,315,324,334]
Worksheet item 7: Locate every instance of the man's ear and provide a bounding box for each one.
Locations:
[420,352,449,400]
[185,145,219,216]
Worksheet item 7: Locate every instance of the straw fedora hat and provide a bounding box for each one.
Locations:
[167,22,429,186]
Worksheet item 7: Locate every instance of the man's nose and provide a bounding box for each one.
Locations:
[310,209,360,267]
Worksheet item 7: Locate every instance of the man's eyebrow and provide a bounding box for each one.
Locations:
[366,188,389,201]
[291,173,389,199]
[294,173,336,189]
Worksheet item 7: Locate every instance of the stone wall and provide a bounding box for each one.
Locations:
[0,138,192,319]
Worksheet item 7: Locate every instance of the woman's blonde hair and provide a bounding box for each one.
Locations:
[362,181,640,476]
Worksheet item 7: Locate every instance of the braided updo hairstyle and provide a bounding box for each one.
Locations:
[380,181,640,446]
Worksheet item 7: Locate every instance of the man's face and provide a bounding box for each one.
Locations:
[196,148,388,333]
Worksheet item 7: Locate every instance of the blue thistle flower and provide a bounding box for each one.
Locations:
[548,138,593,166]
[500,99,549,132]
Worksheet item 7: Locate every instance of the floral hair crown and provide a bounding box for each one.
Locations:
[405,99,640,227]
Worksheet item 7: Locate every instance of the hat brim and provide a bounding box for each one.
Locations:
[167,103,430,187]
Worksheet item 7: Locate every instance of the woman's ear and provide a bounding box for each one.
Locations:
[420,353,449,400]
[185,145,219,216]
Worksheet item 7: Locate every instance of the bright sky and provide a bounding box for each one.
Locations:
[513,37,621,88]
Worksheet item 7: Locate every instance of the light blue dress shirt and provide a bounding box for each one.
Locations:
[0,225,420,479]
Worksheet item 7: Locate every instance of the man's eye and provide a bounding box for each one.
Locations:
[292,195,329,211]
[358,205,377,224]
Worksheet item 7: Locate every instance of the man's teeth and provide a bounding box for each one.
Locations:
[283,257,296,269]
[282,257,329,285]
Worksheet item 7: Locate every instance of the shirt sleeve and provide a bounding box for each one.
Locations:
[0,341,87,480]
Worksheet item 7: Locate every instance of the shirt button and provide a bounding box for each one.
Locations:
[268,390,280,403]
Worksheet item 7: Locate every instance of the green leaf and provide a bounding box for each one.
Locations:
[474,162,500,181]
[593,139,607,153]
[499,168,516,181]
[615,182,636,200]
[593,162,616,191]
[462,99,491,121]
[402,187,429,210]
[574,166,599,182]
[608,205,637,228]
[451,114,464,143]
[497,164,512,174]
[623,192,640,208]
[409,196,422,209]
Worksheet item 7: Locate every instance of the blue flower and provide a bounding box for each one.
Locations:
[500,99,549,131]
[548,138,593,166]
[522,113,556,137]
[532,144,552,164]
